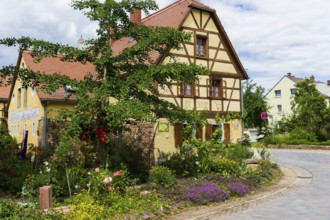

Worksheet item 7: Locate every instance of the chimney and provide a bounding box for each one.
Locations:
[287,73,292,77]
[310,75,315,82]
[130,7,142,24]
[327,80,330,85]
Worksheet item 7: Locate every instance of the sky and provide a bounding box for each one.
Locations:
[0,0,329,92]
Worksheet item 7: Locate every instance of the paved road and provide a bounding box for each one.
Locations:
[212,149,330,220]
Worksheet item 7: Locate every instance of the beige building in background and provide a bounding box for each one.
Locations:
[266,73,330,127]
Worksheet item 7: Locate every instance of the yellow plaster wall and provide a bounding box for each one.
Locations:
[196,100,209,111]
[185,44,194,56]
[209,34,220,47]
[213,62,237,74]
[229,119,243,143]
[182,98,194,110]
[46,103,75,119]
[204,18,217,32]
[170,43,186,55]
[154,119,178,158]
[201,11,209,28]
[196,59,208,67]
[8,78,44,146]
[212,100,222,111]
[182,14,198,29]
[217,51,230,61]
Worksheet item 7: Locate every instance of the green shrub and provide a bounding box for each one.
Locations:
[210,157,241,176]
[289,128,317,142]
[150,166,177,188]
[162,152,199,178]
[223,144,253,163]
[0,199,21,219]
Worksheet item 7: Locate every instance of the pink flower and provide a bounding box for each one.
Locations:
[108,186,114,191]
[95,168,100,173]
[103,177,113,184]
[113,171,122,177]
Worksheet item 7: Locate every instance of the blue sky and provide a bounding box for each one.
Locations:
[1,0,329,92]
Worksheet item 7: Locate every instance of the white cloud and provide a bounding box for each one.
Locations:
[1,0,329,91]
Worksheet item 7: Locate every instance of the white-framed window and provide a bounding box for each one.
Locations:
[290,88,296,95]
[275,90,281,97]
[277,105,282,113]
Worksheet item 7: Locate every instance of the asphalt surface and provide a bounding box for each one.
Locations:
[172,149,330,220]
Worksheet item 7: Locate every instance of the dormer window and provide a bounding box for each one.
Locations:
[196,36,207,58]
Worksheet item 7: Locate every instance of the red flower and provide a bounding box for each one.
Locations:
[113,171,122,177]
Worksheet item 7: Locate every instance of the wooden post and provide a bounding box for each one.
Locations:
[40,186,52,210]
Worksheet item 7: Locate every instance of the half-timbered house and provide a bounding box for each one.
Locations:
[113,0,248,156]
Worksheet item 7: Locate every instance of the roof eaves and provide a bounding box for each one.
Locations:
[189,4,216,13]
[265,75,287,97]
[40,98,78,103]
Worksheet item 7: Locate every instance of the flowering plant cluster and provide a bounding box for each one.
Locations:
[229,181,251,196]
[185,182,229,205]
[87,166,136,197]
[51,139,85,167]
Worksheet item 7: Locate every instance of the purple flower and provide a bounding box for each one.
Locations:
[229,181,251,196]
[185,182,229,205]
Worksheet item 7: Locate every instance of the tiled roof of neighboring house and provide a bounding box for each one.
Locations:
[0,85,11,101]
[112,0,215,63]
[21,50,95,101]
[315,82,330,98]
[287,75,305,83]
[0,76,12,101]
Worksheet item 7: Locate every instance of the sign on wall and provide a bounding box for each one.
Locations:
[9,108,39,122]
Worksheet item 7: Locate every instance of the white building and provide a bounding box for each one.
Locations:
[265,73,330,127]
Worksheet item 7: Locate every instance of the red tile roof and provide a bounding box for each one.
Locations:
[22,50,95,101]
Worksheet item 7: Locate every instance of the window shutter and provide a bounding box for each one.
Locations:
[174,123,183,148]
[197,79,200,97]
[205,124,212,140]
[196,124,203,140]
[223,80,227,99]
[177,82,181,96]
[206,79,210,97]
[192,83,196,97]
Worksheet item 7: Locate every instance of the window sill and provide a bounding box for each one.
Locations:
[195,56,209,60]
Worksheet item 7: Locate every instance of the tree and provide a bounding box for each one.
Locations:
[0,0,208,141]
[242,80,269,131]
[289,79,330,139]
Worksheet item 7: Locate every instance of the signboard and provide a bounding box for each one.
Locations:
[261,112,268,120]
[9,108,39,122]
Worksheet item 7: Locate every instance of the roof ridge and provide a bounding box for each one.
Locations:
[142,0,187,23]
[189,0,215,11]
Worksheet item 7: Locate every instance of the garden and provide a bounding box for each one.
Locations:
[0,115,281,220]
